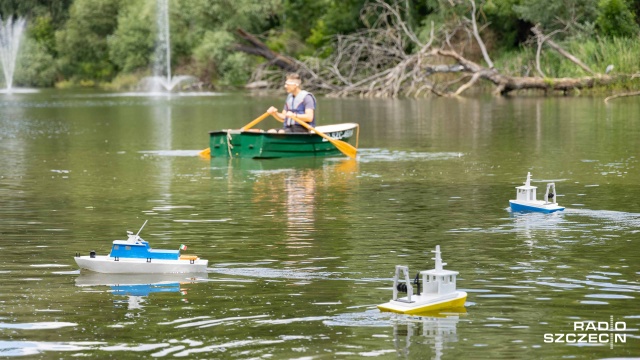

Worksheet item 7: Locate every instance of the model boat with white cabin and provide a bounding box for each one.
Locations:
[74,221,208,274]
[378,245,467,314]
[509,172,564,213]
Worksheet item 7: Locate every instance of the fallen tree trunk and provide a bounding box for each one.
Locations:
[234,28,298,72]
[235,0,629,98]
[435,49,615,96]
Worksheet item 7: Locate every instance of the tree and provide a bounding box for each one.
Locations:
[175,0,281,85]
[55,0,122,82]
[596,0,640,37]
[513,0,599,35]
[108,1,154,73]
[0,0,73,25]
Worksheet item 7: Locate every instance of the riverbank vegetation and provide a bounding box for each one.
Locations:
[2,0,639,97]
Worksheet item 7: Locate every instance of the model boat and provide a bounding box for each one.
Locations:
[74,221,208,274]
[509,172,565,213]
[378,245,467,314]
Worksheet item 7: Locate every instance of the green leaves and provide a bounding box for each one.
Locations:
[596,0,640,37]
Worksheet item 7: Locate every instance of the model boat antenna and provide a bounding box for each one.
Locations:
[524,172,532,187]
[432,245,446,271]
[136,220,148,237]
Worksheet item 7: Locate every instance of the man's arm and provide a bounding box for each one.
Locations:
[286,109,313,123]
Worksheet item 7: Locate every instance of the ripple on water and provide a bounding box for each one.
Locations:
[159,314,269,329]
[30,264,69,268]
[139,150,202,157]
[356,149,463,163]
[0,322,77,330]
[584,294,635,299]
[209,266,341,280]
[579,300,609,305]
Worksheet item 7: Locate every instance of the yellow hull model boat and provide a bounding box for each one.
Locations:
[378,245,467,315]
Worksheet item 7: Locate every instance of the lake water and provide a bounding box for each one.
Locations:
[0,90,638,358]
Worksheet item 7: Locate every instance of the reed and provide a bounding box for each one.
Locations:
[495,36,640,79]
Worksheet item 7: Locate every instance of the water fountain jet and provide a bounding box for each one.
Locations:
[138,0,196,93]
[0,15,26,93]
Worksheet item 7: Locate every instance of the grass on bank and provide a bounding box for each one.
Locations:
[494,36,640,79]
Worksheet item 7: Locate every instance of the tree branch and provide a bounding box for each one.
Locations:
[531,26,595,76]
[604,91,640,103]
[469,0,493,69]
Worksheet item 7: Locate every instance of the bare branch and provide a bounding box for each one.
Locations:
[604,91,640,103]
[372,0,423,47]
[469,0,494,69]
[454,71,483,96]
[238,0,625,98]
[531,26,595,76]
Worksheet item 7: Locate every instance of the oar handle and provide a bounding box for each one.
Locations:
[240,112,271,131]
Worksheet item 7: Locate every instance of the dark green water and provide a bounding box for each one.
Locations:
[0,90,638,358]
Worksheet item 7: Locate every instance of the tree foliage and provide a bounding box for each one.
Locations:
[596,0,640,37]
[1,0,638,89]
[514,0,599,34]
[108,1,154,73]
[55,0,122,82]
[0,0,73,25]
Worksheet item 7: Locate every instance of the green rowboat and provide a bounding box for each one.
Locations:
[209,123,359,159]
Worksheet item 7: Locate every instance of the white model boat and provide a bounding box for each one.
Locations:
[74,221,208,274]
[509,172,564,213]
[378,245,467,315]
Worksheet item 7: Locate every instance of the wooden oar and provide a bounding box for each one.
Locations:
[290,115,358,159]
[240,112,271,131]
[199,112,271,158]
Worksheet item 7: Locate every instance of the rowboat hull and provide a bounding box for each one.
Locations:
[209,123,358,159]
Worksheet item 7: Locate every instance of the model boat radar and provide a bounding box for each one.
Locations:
[377,245,467,314]
[509,172,565,213]
[74,221,208,274]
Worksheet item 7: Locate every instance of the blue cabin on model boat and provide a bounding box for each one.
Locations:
[108,231,179,260]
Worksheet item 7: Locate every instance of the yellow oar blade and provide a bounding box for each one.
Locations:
[330,138,358,159]
[291,116,358,159]
[199,148,211,158]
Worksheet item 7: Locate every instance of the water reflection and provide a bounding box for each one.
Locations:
[391,310,465,360]
[283,170,316,241]
[248,158,358,243]
[323,308,465,359]
[75,272,207,310]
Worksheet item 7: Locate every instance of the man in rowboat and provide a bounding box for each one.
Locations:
[267,73,317,133]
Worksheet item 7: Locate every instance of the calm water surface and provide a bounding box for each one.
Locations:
[0,90,638,359]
